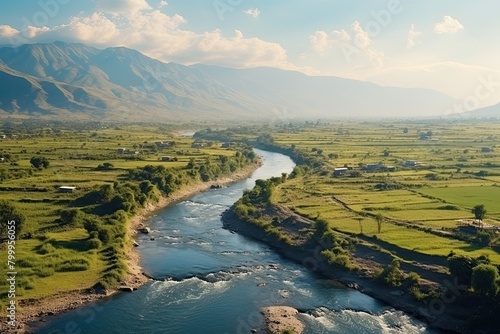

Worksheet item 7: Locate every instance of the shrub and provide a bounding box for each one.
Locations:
[87,238,102,250]
[378,259,404,286]
[37,242,56,255]
[98,228,112,244]
[409,286,428,301]
[471,264,499,296]
[475,230,493,247]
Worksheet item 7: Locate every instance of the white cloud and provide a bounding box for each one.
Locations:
[0,4,295,71]
[309,22,383,67]
[243,8,260,18]
[309,31,330,54]
[158,1,168,9]
[0,25,19,38]
[350,21,385,67]
[351,21,371,49]
[407,24,421,49]
[309,29,350,55]
[434,16,464,34]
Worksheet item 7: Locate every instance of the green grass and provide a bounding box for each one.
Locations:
[419,186,500,216]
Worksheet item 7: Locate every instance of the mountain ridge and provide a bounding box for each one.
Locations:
[0,41,462,121]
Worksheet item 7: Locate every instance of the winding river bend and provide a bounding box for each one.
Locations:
[37,149,436,334]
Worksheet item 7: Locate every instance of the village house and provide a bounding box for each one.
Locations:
[192,142,207,148]
[333,167,348,177]
[58,186,76,193]
[117,148,129,154]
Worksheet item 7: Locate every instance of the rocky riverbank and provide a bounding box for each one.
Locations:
[221,205,474,334]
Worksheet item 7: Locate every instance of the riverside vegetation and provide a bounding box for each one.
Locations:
[196,120,500,333]
[0,121,258,316]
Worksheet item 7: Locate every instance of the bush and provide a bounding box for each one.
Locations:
[378,259,404,286]
[476,230,493,247]
[37,242,56,255]
[87,238,102,250]
[98,228,112,244]
[471,264,499,296]
[409,286,428,301]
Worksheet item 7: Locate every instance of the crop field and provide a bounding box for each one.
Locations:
[268,121,500,264]
[418,186,500,216]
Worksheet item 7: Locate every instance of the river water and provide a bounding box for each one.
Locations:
[37,149,436,334]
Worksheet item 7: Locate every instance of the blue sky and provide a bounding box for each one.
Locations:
[1,0,499,105]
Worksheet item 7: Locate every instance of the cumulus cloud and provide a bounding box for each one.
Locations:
[243,8,260,18]
[309,29,350,55]
[434,16,464,34]
[407,24,421,49]
[309,22,383,67]
[0,2,294,70]
[158,1,168,9]
[0,25,19,38]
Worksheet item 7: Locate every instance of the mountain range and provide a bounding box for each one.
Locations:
[0,41,478,121]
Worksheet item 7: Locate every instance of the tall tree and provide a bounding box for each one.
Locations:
[472,204,487,227]
[375,213,384,233]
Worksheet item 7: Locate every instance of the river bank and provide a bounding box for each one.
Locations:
[221,206,472,334]
[19,162,261,334]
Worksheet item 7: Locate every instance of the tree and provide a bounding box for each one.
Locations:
[448,255,476,287]
[471,264,499,296]
[0,200,25,239]
[30,156,50,169]
[472,204,487,227]
[355,217,364,234]
[375,213,384,233]
[403,127,409,134]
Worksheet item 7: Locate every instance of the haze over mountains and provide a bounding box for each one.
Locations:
[0,41,479,121]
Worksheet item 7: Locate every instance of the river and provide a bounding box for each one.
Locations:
[37,149,436,334]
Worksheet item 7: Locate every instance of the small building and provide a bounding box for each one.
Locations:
[155,141,173,148]
[117,148,129,154]
[364,164,382,172]
[0,158,4,163]
[333,167,348,177]
[0,135,6,139]
[481,147,492,153]
[58,186,76,193]
[191,142,206,148]
[161,156,171,161]
[221,142,234,148]
[403,160,418,167]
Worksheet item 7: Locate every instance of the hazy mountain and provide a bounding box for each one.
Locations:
[0,41,459,121]
[462,102,500,118]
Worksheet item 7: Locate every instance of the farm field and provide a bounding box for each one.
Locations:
[262,121,500,264]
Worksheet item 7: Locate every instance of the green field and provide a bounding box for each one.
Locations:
[419,186,500,215]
